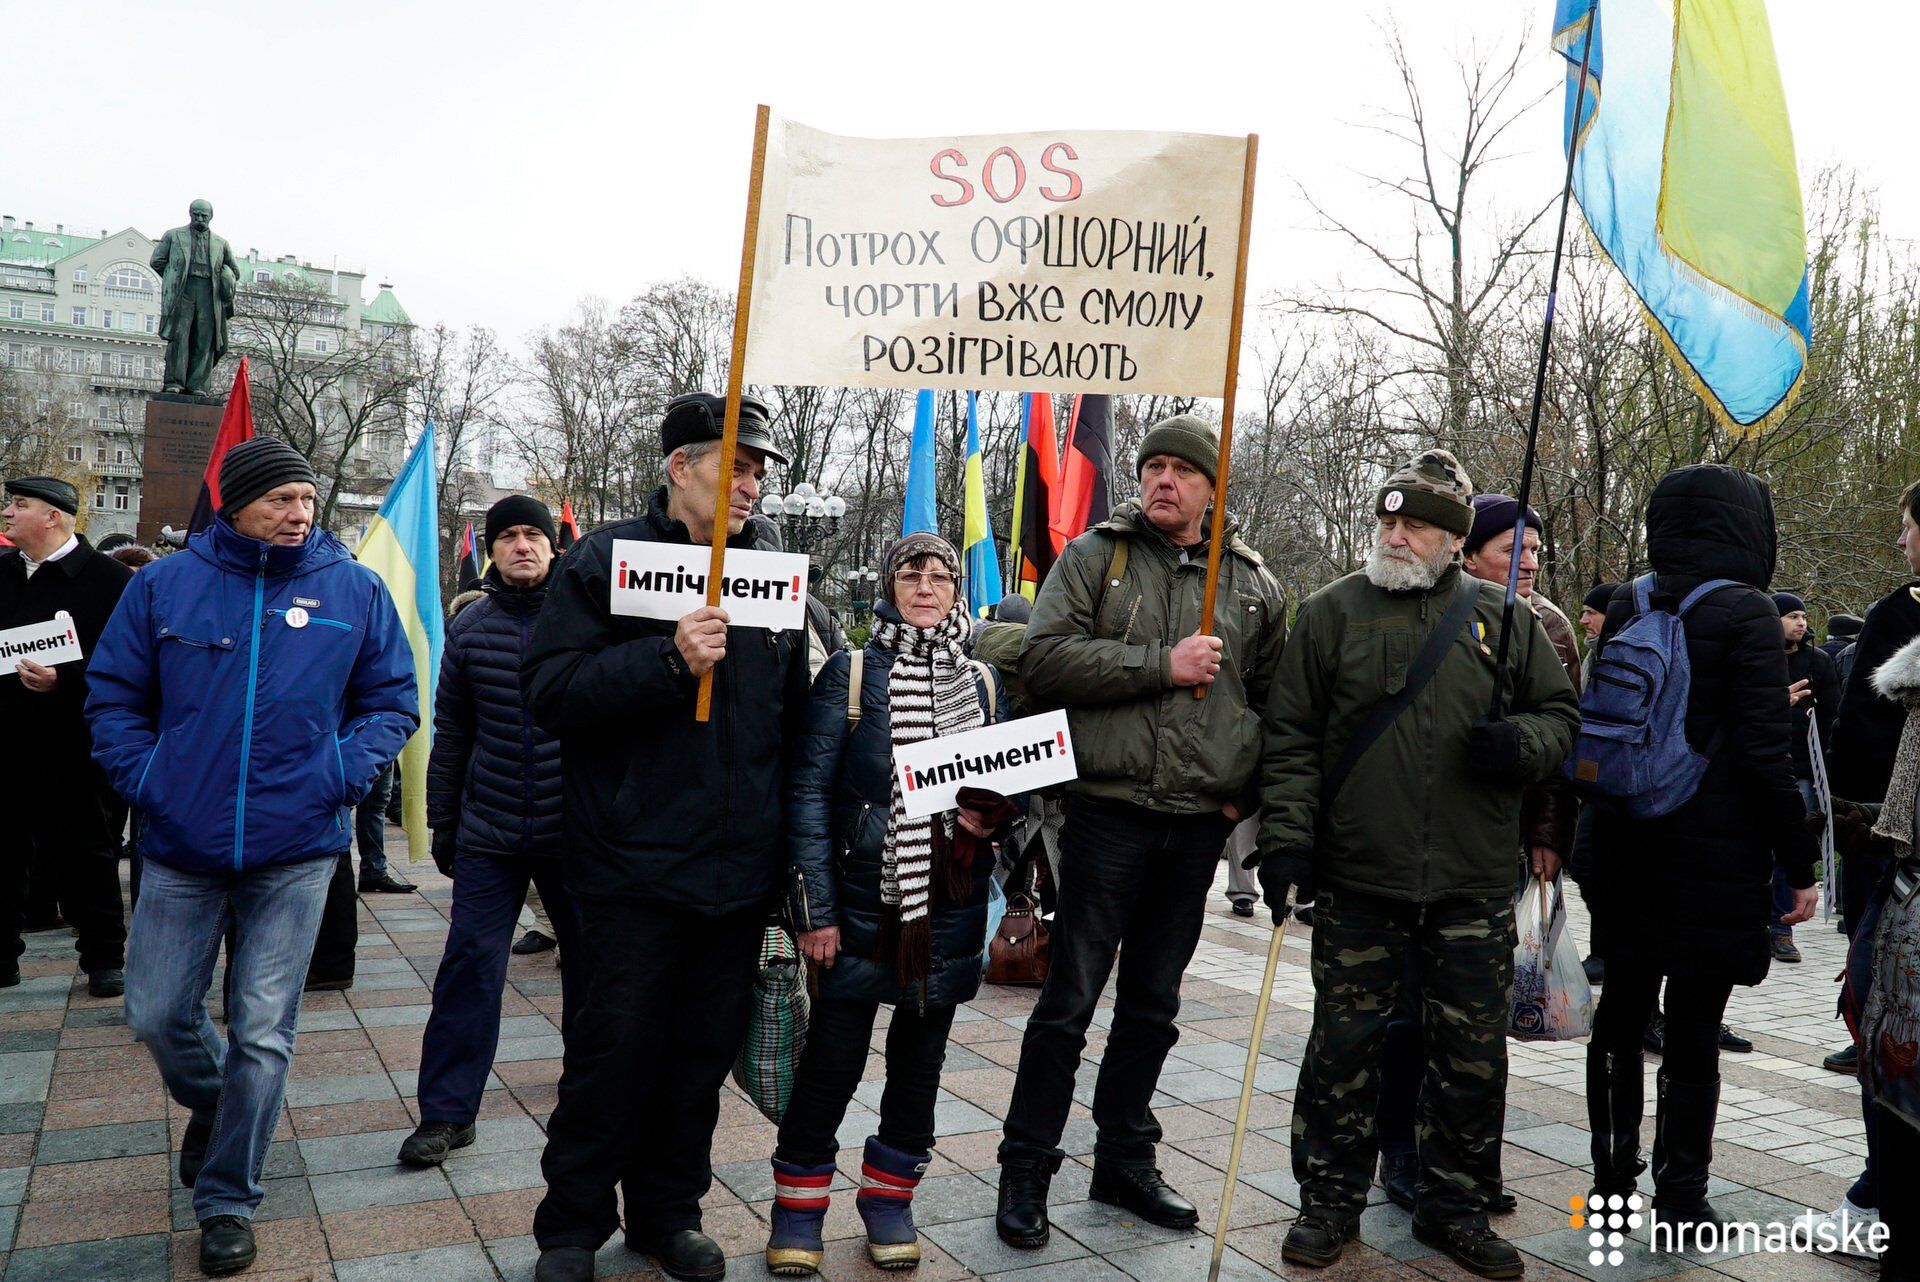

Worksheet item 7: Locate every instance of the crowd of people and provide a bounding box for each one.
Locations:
[0,394,1913,1281]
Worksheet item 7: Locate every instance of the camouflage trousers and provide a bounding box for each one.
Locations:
[1292,885,1515,1226]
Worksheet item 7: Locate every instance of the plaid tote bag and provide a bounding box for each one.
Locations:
[731,923,811,1122]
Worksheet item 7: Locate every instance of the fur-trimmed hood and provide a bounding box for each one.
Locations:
[1872,635,1920,704]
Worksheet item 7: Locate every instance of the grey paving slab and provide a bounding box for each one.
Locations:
[284,1071,401,1107]
[170,1175,318,1230]
[33,1118,169,1163]
[0,1030,60,1053]
[354,1003,436,1028]
[492,1034,565,1063]
[3,1232,171,1282]
[936,1097,1001,1137]
[1352,1201,1440,1262]
[980,1258,1135,1282]
[496,1014,561,1039]
[444,1143,547,1196]
[1155,1069,1244,1104]
[60,1005,127,1027]
[1047,1199,1198,1253]
[298,1126,416,1174]
[0,1051,53,1104]
[0,978,72,1014]
[334,1242,498,1282]
[310,1163,455,1213]
[0,1165,27,1206]
[0,1102,44,1134]
[0,1201,16,1252]
[925,1213,1094,1273]
[912,1173,1002,1227]
[483,1234,539,1282]
[389,1067,503,1096]
[1107,1238,1277,1282]
[296,1008,364,1032]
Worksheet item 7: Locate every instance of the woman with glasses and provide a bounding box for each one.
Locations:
[767,532,1012,1275]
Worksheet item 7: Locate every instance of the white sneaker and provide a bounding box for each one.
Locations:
[1794,1198,1882,1259]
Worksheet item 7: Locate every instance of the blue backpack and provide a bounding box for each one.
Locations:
[1564,573,1740,819]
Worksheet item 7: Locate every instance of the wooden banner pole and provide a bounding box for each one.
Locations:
[1208,907,1288,1282]
[697,103,773,724]
[1195,133,1259,700]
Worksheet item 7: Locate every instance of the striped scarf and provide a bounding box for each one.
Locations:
[872,601,980,983]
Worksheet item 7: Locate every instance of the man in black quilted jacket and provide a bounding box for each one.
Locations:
[400,496,577,1169]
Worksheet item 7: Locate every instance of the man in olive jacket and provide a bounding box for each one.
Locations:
[995,414,1287,1250]
[1253,450,1579,1279]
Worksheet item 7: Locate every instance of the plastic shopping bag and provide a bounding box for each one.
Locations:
[1509,873,1594,1041]
[731,924,810,1122]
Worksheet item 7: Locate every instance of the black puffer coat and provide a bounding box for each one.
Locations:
[1829,582,1920,803]
[427,568,565,859]
[1591,465,1817,987]
[788,631,1006,1009]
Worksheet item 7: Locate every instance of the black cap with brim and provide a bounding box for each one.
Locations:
[5,476,79,515]
[660,392,789,466]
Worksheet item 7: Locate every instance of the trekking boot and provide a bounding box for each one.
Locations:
[1650,1073,1724,1229]
[1770,934,1802,963]
[86,968,125,998]
[198,1215,257,1276]
[767,1157,834,1275]
[1586,1047,1647,1198]
[1089,1160,1198,1230]
[1280,1211,1357,1268]
[1823,1043,1859,1073]
[1378,1149,1418,1212]
[630,1229,725,1282]
[995,1153,1060,1249]
[857,1137,929,1268]
[1410,1218,1525,1280]
[398,1120,475,1167]
[180,1117,214,1189]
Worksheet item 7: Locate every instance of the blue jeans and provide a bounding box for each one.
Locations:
[418,851,583,1125]
[125,855,334,1221]
[354,766,393,881]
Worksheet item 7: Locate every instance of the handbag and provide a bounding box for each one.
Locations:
[986,856,1051,986]
[731,922,811,1122]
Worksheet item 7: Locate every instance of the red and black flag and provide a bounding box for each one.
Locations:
[458,521,484,592]
[188,357,256,534]
[1009,393,1062,599]
[558,499,580,551]
[1052,393,1113,547]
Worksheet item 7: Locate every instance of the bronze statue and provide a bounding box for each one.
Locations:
[150,199,241,396]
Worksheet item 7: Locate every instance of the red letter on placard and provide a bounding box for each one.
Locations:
[981,146,1027,203]
[1039,142,1082,202]
[930,149,973,207]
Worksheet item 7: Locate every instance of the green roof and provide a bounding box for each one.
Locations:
[362,287,411,326]
[0,228,100,265]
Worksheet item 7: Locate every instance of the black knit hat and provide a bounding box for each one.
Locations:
[1136,414,1219,483]
[1582,582,1618,612]
[219,437,317,517]
[1463,494,1542,555]
[485,495,557,550]
[1771,592,1807,618]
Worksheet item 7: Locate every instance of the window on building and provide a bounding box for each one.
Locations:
[145,356,158,377]
[96,445,108,463]
[102,265,152,292]
[314,335,330,354]
[66,446,83,463]
[254,270,272,283]
[73,268,88,283]
[144,314,156,334]
[5,300,21,320]
[93,491,105,509]
[121,311,136,331]
[119,355,135,376]
[71,306,86,326]
[114,486,129,511]
[39,303,54,322]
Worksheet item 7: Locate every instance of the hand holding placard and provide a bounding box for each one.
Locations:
[893,711,1078,820]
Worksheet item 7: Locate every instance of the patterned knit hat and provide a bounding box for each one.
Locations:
[1377,448,1475,536]
[884,532,961,581]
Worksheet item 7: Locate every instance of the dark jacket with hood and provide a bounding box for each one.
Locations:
[1591,465,1818,986]
[428,566,565,861]
[521,486,811,912]
[1829,582,1920,803]
[787,605,1008,1008]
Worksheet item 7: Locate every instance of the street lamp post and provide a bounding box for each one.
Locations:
[757,481,846,555]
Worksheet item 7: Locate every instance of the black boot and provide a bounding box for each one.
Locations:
[1088,1160,1198,1230]
[1651,1073,1722,1227]
[628,1229,724,1282]
[534,1246,595,1282]
[1587,1047,1646,1198]
[1378,1149,1418,1212]
[198,1216,257,1275]
[995,1154,1060,1248]
[398,1120,476,1167]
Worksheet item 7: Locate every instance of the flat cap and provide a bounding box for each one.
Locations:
[5,476,79,515]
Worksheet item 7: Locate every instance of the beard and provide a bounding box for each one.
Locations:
[1365,537,1455,592]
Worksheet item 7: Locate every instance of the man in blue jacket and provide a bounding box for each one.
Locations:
[86,437,417,1277]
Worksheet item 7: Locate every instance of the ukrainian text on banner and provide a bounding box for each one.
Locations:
[893,710,1077,820]
[609,539,809,632]
[0,613,82,671]
[744,117,1249,396]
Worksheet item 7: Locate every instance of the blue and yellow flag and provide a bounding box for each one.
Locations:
[963,393,1004,618]
[1556,0,1810,432]
[356,421,443,864]
[902,390,937,537]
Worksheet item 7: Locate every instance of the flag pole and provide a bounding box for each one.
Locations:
[698,103,772,724]
[1488,7,1596,722]
[1208,907,1289,1282]
[1196,133,1260,701]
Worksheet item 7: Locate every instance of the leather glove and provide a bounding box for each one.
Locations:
[1244,846,1314,925]
[1466,717,1524,780]
[431,827,457,879]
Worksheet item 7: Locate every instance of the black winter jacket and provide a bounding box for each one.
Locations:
[1591,465,1818,987]
[522,487,811,911]
[788,635,1006,1009]
[428,568,564,860]
[1785,642,1839,779]
[1829,582,1920,803]
[0,537,132,777]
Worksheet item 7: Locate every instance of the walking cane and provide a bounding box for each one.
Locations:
[1208,902,1291,1282]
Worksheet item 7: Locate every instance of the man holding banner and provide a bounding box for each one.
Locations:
[525,393,812,1282]
[995,415,1287,1247]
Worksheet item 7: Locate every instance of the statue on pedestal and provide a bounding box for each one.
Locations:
[150,199,241,397]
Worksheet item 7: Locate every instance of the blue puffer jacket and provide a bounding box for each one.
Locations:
[86,518,418,874]
[788,637,1007,1009]
[426,569,564,859]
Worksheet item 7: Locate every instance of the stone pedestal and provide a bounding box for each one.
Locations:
[139,393,225,545]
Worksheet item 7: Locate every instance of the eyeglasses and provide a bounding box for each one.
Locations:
[893,570,959,589]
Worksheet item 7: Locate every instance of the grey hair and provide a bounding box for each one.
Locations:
[668,440,716,486]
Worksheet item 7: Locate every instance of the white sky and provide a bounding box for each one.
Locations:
[11,0,1915,345]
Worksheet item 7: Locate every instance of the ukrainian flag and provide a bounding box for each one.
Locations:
[356,421,443,864]
[1557,0,1810,433]
[963,393,1004,619]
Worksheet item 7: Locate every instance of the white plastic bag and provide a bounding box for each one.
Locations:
[1509,873,1594,1041]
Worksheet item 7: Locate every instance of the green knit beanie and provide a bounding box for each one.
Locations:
[1376,448,1475,536]
[1135,414,1219,483]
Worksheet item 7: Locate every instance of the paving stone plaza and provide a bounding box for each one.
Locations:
[0,852,1879,1281]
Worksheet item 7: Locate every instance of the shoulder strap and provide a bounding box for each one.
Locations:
[1630,572,1657,618]
[1091,534,1130,622]
[1676,578,1742,617]
[971,658,1000,718]
[847,649,864,726]
[1321,578,1483,813]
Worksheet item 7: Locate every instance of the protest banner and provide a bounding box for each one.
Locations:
[742,116,1251,398]
[609,540,809,633]
[0,612,83,671]
[893,709,1077,820]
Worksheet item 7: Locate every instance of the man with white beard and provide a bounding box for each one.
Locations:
[1247,449,1581,1279]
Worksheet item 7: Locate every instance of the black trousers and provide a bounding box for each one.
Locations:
[308,850,359,983]
[775,997,956,1168]
[2,772,126,973]
[534,897,764,1251]
[1590,960,1731,1085]
[1000,795,1231,1166]
[1879,1103,1917,1276]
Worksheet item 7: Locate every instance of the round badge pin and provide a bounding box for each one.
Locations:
[286,606,310,629]
[1384,490,1405,513]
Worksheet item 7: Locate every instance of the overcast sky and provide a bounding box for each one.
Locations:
[13,0,1914,350]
